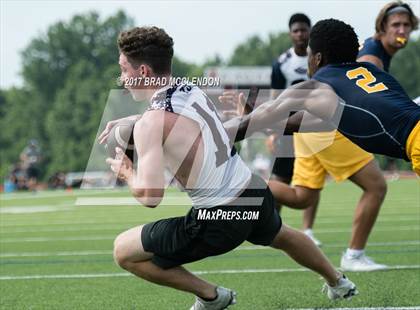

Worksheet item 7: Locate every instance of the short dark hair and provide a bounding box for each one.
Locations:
[375,1,419,35]
[289,13,311,28]
[117,26,174,74]
[309,19,359,65]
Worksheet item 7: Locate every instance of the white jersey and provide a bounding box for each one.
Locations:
[271,47,308,89]
[149,83,252,208]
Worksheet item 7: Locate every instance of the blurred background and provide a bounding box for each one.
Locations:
[1,0,419,192]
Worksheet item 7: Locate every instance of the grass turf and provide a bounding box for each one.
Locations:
[0,179,419,309]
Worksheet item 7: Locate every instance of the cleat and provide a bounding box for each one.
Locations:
[190,286,237,310]
[322,274,359,300]
[341,253,388,272]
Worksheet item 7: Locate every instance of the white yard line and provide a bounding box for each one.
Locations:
[1,226,419,243]
[75,197,420,207]
[1,213,419,228]
[1,217,418,234]
[2,207,418,219]
[236,240,420,251]
[1,241,419,258]
[1,184,416,201]
[1,265,419,280]
[0,206,74,214]
[0,220,144,228]
[0,224,130,234]
[75,197,192,206]
[0,236,115,243]
[0,250,112,257]
[0,189,127,200]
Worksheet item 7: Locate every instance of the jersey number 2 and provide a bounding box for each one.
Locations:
[346,67,388,94]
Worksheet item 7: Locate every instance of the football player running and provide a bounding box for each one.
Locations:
[100,26,358,309]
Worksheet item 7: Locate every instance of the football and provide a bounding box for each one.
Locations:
[106,119,137,162]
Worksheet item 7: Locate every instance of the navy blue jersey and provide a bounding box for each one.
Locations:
[358,37,392,72]
[312,62,420,160]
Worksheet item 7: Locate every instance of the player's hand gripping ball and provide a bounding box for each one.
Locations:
[106,119,136,162]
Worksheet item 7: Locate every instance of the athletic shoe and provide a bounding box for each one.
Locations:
[190,286,237,310]
[303,230,322,247]
[322,274,358,300]
[340,253,388,272]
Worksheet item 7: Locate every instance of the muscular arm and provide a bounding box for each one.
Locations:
[357,55,384,70]
[224,80,338,142]
[285,111,335,134]
[129,111,165,208]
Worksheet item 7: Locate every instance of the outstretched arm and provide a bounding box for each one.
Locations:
[223,80,338,142]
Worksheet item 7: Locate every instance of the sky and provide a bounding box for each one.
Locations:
[1,0,419,89]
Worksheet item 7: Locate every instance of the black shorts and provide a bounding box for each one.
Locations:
[271,137,295,182]
[271,157,295,182]
[141,174,282,269]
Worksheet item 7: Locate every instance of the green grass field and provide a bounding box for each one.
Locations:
[1,179,419,309]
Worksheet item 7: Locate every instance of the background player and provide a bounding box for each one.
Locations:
[19,139,42,192]
[358,1,419,178]
[268,13,324,245]
[269,13,310,189]
[358,1,418,72]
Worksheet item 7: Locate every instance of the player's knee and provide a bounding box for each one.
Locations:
[113,234,130,269]
[371,177,387,201]
[270,224,297,249]
[293,192,317,209]
[300,196,316,209]
[290,186,319,209]
[377,178,387,197]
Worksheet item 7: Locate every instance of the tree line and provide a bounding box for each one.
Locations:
[1,11,418,180]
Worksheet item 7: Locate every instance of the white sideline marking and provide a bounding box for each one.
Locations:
[0,236,115,243]
[1,265,419,280]
[312,226,420,234]
[0,224,131,234]
[0,250,112,257]
[236,240,420,251]
[288,307,420,310]
[2,210,418,228]
[2,241,419,258]
[75,197,193,206]
[0,220,145,228]
[75,196,420,206]
[0,206,73,214]
[1,184,416,201]
[2,226,419,243]
[1,217,418,234]
[0,189,128,200]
